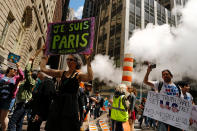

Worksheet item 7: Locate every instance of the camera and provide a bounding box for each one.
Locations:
[150,64,156,69]
[143,61,156,69]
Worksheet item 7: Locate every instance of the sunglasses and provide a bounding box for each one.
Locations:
[10,68,17,71]
[66,58,76,62]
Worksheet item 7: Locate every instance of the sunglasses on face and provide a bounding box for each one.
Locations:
[66,58,76,62]
[10,68,17,71]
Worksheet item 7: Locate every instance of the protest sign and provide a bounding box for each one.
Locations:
[143,91,192,130]
[190,105,197,129]
[46,17,95,55]
[7,53,20,69]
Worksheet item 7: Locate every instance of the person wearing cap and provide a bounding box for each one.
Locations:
[0,63,24,131]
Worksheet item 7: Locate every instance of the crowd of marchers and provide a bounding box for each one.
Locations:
[0,46,195,131]
[110,64,195,131]
[0,46,111,131]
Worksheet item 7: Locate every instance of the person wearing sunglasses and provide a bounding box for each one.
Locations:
[0,63,24,131]
[40,52,93,131]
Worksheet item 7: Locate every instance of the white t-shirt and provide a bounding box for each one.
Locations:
[153,81,180,97]
[181,92,193,102]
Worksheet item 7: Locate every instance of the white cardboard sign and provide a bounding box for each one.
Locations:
[143,91,192,130]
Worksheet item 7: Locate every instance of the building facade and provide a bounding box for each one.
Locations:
[82,0,97,18]
[85,0,188,67]
[67,8,75,20]
[0,0,65,70]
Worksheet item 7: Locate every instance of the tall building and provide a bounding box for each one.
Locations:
[157,0,188,9]
[47,0,70,69]
[84,0,188,67]
[0,0,66,70]
[82,0,97,18]
[67,8,75,20]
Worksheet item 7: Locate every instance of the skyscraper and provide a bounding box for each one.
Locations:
[83,0,188,67]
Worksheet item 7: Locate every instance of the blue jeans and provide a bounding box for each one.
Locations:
[8,102,26,131]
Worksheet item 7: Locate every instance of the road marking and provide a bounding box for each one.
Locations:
[89,122,98,131]
[99,120,110,131]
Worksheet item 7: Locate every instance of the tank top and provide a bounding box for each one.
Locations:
[58,71,80,117]
[59,71,79,94]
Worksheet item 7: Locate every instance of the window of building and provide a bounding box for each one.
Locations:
[37,37,42,49]
[130,0,135,4]
[129,23,135,32]
[130,3,135,12]
[161,6,166,23]
[34,25,38,31]
[0,12,15,46]
[149,15,155,24]
[129,12,135,24]
[136,0,141,8]
[116,4,122,14]
[29,46,33,52]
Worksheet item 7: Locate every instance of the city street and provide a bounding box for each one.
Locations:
[1,0,197,131]
[21,113,154,131]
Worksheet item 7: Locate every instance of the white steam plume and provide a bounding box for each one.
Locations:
[126,0,197,82]
[81,54,122,85]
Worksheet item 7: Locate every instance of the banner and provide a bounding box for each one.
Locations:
[143,91,192,130]
[7,53,20,69]
[8,53,20,63]
[46,17,95,55]
[191,105,197,129]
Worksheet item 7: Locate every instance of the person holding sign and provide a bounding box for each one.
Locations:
[143,65,182,131]
[0,63,24,131]
[40,48,93,131]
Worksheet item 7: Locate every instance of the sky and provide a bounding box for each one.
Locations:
[69,0,85,19]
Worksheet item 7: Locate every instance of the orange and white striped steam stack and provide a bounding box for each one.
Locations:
[121,54,133,87]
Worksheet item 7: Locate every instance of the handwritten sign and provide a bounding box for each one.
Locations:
[8,53,20,63]
[7,53,20,69]
[191,105,197,129]
[46,17,95,55]
[143,91,192,130]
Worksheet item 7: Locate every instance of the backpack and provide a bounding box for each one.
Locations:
[158,81,181,97]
